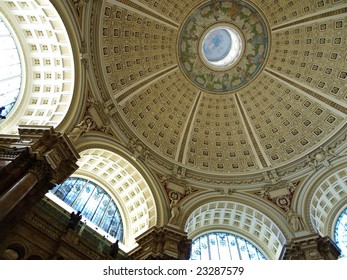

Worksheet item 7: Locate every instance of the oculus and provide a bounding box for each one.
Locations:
[201,26,243,68]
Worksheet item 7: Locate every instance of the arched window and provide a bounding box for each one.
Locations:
[0,0,76,133]
[190,232,266,260]
[50,177,123,242]
[0,14,22,119]
[334,207,347,257]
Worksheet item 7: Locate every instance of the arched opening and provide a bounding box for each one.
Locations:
[185,201,286,260]
[0,0,75,134]
[49,177,124,242]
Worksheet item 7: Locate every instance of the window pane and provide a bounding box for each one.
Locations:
[51,177,124,241]
[0,15,22,119]
[228,234,241,260]
[81,184,101,220]
[334,208,347,257]
[209,233,219,259]
[91,195,110,225]
[190,232,266,260]
[199,234,210,260]
[64,178,85,205]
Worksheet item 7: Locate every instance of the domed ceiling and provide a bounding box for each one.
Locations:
[92,0,347,186]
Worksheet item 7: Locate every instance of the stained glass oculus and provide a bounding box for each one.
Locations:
[50,177,123,241]
[334,208,347,257]
[0,15,22,119]
[190,232,266,260]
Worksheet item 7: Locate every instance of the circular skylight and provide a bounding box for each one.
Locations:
[0,15,22,119]
[202,29,232,62]
[201,26,243,68]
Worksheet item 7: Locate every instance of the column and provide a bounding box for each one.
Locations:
[0,166,41,222]
[0,147,30,196]
[0,126,79,242]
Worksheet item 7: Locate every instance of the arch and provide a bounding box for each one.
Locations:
[183,197,287,260]
[0,0,75,134]
[50,0,87,133]
[49,133,168,252]
[297,157,347,236]
[76,133,169,227]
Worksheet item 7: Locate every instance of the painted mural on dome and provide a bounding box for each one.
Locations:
[177,0,270,93]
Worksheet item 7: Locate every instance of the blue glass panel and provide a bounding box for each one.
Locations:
[218,233,231,259]
[334,208,347,257]
[80,184,102,220]
[237,237,250,259]
[91,195,110,225]
[227,234,240,260]
[64,178,85,205]
[100,201,116,233]
[245,240,258,260]
[209,233,220,259]
[107,210,122,239]
[52,177,124,241]
[53,177,75,200]
[191,236,202,260]
[72,180,95,210]
[199,234,209,260]
[190,232,266,260]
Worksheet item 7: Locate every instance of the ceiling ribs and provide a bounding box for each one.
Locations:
[234,94,269,168]
[116,65,177,104]
[265,68,347,115]
[116,0,180,29]
[272,7,347,31]
[177,91,202,163]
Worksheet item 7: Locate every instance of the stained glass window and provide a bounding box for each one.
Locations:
[190,232,266,260]
[0,15,22,119]
[50,177,123,241]
[334,208,347,257]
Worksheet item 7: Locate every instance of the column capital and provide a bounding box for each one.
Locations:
[129,225,192,260]
[15,126,80,184]
[280,233,341,260]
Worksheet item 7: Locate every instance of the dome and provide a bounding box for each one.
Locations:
[94,0,347,188]
[0,0,347,262]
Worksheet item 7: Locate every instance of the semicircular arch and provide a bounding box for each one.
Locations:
[182,194,288,260]
[0,0,77,134]
[72,133,168,250]
[296,156,347,238]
